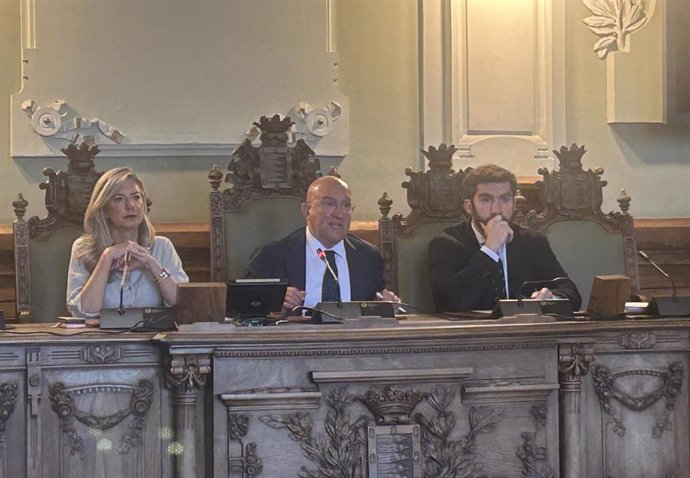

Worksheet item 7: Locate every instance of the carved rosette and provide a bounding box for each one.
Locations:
[591,362,683,438]
[48,379,154,458]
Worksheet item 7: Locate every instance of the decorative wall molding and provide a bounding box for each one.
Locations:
[11,0,348,159]
[21,99,124,145]
[421,0,566,165]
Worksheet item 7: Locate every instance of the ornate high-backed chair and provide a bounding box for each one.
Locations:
[514,144,640,307]
[209,114,321,282]
[378,144,469,312]
[13,142,103,322]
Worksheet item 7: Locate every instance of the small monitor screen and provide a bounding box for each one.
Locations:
[226,279,287,318]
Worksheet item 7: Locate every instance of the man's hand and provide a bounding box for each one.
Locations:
[483,215,514,252]
[282,287,306,313]
[376,289,401,303]
[530,287,554,300]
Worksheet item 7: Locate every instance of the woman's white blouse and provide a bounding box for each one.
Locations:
[66,236,189,318]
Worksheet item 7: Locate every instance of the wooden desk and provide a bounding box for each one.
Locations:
[1,317,688,478]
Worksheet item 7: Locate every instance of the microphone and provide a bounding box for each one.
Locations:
[118,251,131,316]
[316,248,342,309]
[517,277,570,306]
[638,250,690,316]
[638,251,676,301]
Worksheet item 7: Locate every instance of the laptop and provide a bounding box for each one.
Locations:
[226,279,287,321]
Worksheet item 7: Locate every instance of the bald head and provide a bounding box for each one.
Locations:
[306,176,350,202]
[302,176,353,248]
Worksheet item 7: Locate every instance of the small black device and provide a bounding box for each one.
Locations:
[312,301,397,323]
[100,307,177,331]
[496,298,574,319]
[226,279,287,320]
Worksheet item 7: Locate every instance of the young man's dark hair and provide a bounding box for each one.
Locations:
[463,164,518,201]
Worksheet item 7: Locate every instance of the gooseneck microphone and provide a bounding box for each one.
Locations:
[316,248,342,309]
[118,251,131,316]
[638,250,677,302]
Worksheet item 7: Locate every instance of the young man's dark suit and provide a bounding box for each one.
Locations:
[246,227,385,301]
[429,220,581,312]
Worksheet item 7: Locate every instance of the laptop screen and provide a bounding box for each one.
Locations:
[226,279,287,318]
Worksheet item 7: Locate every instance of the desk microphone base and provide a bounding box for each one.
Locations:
[100,307,176,331]
[497,299,574,319]
[646,297,690,317]
[313,302,396,323]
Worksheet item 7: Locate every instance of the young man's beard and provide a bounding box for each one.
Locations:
[469,202,510,237]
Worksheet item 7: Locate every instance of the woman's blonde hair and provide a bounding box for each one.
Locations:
[76,167,156,271]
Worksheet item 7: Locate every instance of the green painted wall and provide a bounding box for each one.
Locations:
[1,0,688,226]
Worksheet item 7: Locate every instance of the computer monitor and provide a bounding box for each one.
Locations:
[226,279,287,319]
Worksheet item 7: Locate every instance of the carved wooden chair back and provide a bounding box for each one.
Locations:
[12,142,103,322]
[378,144,470,313]
[513,144,640,307]
[209,115,322,282]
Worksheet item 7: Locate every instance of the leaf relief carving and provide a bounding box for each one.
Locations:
[582,0,654,59]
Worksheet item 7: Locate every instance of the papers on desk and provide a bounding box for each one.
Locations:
[624,302,648,314]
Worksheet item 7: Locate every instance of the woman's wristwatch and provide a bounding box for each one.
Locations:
[155,268,171,284]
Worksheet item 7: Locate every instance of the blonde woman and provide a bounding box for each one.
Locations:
[66,167,188,317]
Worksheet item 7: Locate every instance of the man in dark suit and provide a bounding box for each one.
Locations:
[429,164,581,312]
[246,175,399,313]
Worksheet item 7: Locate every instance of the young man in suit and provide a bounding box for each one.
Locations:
[429,164,581,312]
[246,175,399,313]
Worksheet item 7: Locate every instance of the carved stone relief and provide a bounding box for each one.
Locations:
[21,100,125,145]
[227,414,263,478]
[515,405,555,478]
[591,362,683,438]
[582,0,656,59]
[80,344,123,364]
[620,331,657,350]
[259,385,505,478]
[291,101,343,139]
[0,383,18,460]
[48,379,154,458]
[166,354,211,397]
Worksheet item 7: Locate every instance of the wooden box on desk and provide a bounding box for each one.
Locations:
[587,274,630,317]
[175,282,226,324]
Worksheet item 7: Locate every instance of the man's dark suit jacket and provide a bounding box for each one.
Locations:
[245,227,385,301]
[429,220,581,312]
